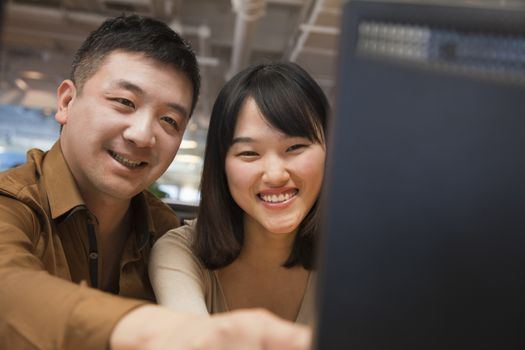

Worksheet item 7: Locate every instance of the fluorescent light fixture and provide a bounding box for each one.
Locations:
[15,79,28,91]
[180,139,198,149]
[175,154,202,164]
[21,70,46,80]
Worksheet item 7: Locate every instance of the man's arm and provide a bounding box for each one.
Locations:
[0,197,311,350]
[0,197,145,349]
[111,305,311,350]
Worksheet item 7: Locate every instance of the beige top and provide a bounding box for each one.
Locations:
[150,220,316,325]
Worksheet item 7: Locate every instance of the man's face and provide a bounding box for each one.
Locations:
[55,51,193,204]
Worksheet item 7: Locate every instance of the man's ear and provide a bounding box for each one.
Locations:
[55,80,77,125]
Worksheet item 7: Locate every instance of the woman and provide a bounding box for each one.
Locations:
[150,61,329,325]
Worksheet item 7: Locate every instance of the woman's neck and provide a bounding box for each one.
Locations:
[237,217,297,269]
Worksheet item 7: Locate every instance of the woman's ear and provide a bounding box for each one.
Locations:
[55,80,76,125]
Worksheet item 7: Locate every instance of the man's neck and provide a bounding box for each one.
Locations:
[82,191,132,238]
[83,193,134,293]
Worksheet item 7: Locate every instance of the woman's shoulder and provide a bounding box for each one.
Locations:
[158,219,197,247]
[151,219,208,275]
[296,270,318,325]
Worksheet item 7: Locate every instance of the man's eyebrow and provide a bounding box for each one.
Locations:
[112,79,189,119]
[113,79,144,95]
[167,102,189,120]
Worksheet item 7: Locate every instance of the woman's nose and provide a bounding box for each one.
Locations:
[261,155,290,186]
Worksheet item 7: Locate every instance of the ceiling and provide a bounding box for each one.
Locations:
[1,0,343,128]
[0,0,342,201]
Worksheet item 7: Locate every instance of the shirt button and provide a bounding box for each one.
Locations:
[89,252,98,259]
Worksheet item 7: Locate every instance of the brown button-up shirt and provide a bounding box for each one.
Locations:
[0,141,180,349]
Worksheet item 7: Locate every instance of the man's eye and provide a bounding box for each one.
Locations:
[114,98,135,108]
[287,144,308,152]
[161,116,179,130]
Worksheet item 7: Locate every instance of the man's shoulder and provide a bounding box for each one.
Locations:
[142,190,176,214]
[141,191,181,239]
[0,151,48,233]
[0,149,43,200]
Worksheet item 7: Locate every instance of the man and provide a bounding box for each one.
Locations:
[0,14,310,350]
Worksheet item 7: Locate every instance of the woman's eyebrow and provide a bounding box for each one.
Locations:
[231,133,303,145]
[231,136,255,144]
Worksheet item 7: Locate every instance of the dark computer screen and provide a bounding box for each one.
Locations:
[314,1,525,349]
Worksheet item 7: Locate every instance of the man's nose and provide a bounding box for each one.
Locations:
[122,113,156,148]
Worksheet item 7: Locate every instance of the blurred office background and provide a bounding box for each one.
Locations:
[0,0,341,207]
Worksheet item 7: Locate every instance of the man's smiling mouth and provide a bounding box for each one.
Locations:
[109,151,145,168]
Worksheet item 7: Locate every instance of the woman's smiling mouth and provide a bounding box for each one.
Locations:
[258,189,298,204]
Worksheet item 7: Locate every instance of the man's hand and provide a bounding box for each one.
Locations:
[110,305,311,350]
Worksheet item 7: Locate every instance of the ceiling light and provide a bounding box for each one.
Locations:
[175,154,202,164]
[180,140,198,149]
[15,79,28,91]
[21,70,46,80]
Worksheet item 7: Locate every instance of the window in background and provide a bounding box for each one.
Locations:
[0,104,59,170]
[0,103,204,206]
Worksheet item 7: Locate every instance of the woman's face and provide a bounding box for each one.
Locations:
[225,97,326,235]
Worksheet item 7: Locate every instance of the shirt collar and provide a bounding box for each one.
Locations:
[43,141,85,220]
[130,193,156,251]
[43,141,155,249]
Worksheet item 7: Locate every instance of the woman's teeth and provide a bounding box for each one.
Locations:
[110,151,143,168]
[259,190,298,203]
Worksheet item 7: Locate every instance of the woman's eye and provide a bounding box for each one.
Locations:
[237,151,259,157]
[287,144,308,152]
[161,116,179,131]
[114,98,135,108]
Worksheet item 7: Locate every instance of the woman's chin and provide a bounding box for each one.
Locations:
[264,222,299,235]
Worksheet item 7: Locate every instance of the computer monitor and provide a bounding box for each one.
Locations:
[314,0,525,349]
